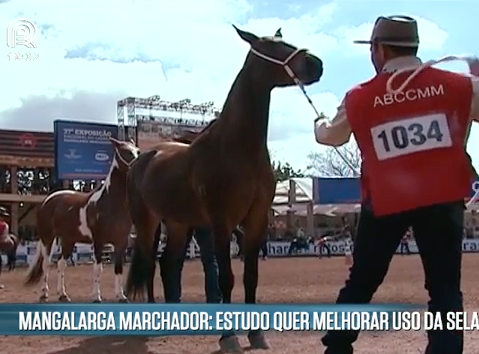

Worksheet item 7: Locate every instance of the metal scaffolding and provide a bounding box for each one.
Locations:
[116,95,220,141]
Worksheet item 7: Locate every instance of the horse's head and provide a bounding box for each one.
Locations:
[109,137,140,172]
[233,25,323,88]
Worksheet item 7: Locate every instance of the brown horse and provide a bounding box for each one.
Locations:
[25,138,140,303]
[144,122,216,303]
[125,26,323,353]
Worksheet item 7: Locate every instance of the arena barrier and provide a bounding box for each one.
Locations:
[3,239,479,266]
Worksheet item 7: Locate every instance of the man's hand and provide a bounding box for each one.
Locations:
[467,57,479,77]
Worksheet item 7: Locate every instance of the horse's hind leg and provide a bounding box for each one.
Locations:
[57,241,74,302]
[242,211,271,350]
[147,227,162,303]
[159,221,189,303]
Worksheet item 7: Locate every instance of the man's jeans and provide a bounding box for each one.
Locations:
[322,201,464,354]
[165,227,221,303]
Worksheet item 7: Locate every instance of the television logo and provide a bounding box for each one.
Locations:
[6,19,37,49]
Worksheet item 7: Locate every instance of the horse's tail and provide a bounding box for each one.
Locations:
[125,224,158,301]
[125,154,159,301]
[25,237,56,286]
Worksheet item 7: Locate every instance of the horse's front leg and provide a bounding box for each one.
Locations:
[91,245,104,303]
[114,247,128,303]
[212,223,242,354]
[242,213,271,350]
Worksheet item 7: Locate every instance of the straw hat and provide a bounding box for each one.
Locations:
[354,15,419,47]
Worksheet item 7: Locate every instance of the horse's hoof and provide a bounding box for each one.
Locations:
[0,284,4,290]
[248,331,271,349]
[219,335,243,353]
[118,297,128,303]
[39,295,49,303]
[92,298,102,303]
[147,299,156,303]
[58,294,71,303]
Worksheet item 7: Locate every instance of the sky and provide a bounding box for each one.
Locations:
[0,0,478,171]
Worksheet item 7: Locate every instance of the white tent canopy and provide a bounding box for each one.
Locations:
[273,177,312,205]
[272,177,479,216]
[272,178,360,216]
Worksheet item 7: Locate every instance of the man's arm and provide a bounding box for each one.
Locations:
[468,58,479,121]
[314,98,352,146]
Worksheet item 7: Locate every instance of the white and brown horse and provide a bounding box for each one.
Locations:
[25,138,140,303]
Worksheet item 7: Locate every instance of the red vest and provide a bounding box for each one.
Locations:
[346,67,473,216]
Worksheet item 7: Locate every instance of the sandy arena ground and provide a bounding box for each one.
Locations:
[1,254,479,354]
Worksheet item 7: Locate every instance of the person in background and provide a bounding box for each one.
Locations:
[232,226,267,261]
[0,207,16,288]
[176,227,221,303]
[314,15,479,354]
[400,228,411,255]
[0,207,13,247]
[69,253,76,266]
[260,233,268,260]
[287,227,307,254]
[316,236,332,258]
[232,226,244,260]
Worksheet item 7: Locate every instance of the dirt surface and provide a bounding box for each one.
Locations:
[1,254,479,354]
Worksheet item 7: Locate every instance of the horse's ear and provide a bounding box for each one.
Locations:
[232,24,258,44]
[274,28,282,38]
[129,138,136,145]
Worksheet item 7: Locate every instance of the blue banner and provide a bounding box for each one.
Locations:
[53,120,118,179]
[312,177,479,205]
[313,177,361,204]
[0,304,426,335]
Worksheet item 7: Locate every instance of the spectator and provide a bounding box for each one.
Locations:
[400,229,411,255]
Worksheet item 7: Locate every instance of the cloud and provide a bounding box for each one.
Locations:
[0,1,457,171]
[0,0,342,169]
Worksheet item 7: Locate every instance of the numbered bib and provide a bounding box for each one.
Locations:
[371,113,452,160]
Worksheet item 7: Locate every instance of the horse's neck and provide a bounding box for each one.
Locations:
[219,67,271,152]
[107,169,128,196]
[91,168,128,205]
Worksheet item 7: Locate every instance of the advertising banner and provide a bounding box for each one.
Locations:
[137,118,208,150]
[312,177,361,204]
[53,120,118,179]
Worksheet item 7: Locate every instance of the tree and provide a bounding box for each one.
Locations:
[306,141,361,177]
[272,161,305,182]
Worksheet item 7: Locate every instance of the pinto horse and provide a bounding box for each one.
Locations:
[25,138,140,303]
[125,26,323,353]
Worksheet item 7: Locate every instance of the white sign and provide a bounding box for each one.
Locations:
[4,239,479,265]
[6,19,37,49]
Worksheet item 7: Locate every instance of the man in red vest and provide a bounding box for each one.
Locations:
[314,15,479,354]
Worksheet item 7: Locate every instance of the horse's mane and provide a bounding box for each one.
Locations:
[170,118,218,144]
